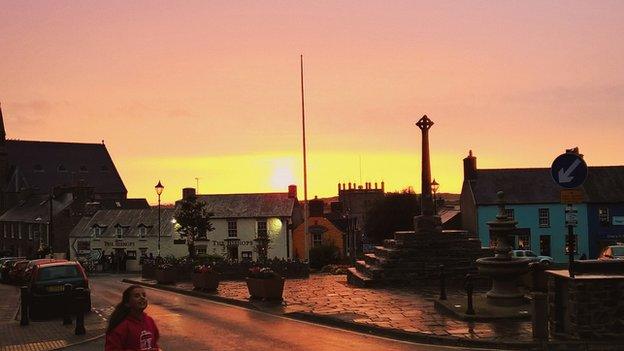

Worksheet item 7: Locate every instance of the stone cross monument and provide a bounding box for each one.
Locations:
[414,115,442,233]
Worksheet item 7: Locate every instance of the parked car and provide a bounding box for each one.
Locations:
[28,261,91,319]
[22,258,67,283]
[1,259,26,282]
[8,260,29,284]
[598,245,624,260]
[511,250,554,265]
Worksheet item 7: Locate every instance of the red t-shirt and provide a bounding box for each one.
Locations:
[105,313,160,351]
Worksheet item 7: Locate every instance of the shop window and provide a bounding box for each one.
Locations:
[241,251,253,261]
[138,227,147,238]
[517,234,531,250]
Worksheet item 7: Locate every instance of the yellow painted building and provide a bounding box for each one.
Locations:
[293,216,345,260]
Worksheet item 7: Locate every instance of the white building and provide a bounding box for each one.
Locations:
[185,186,303,261]
[69,208,183,271]
[68,186,303,270]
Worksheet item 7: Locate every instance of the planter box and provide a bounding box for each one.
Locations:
[142,264,156,279]
[246,277,285,301]
[192,272,220,292]
[155,269,177,285]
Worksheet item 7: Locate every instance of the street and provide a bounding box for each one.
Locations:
[77,276,494,351]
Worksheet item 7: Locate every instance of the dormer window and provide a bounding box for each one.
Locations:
[91,225,105,237]
[79,165,88,173]
[58,164,68,173]
[139,227,147,238]
[34,164,44,173]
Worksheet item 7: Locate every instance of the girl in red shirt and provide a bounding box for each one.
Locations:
[105,285,161,351]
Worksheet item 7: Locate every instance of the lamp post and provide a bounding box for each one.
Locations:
[431,179,440,214]
[155,180,164,257]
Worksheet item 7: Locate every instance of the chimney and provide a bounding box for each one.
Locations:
[463,150,477,181]
[381,181,385,192]
[288,184,297,199]
[309,196,324,217]
[182,187,196,200]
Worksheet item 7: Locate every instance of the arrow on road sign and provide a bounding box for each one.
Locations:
[558,158,581,183]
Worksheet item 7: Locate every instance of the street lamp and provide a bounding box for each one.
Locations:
[155,180,164,257]
[431,179,440,214]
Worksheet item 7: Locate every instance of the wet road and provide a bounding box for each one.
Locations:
[84,276,493,351]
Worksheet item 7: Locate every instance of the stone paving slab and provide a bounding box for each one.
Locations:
[129,274,533,344]
[0,283,107,351]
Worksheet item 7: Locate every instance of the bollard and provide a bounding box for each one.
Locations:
[20,286,29,326]
[74,287,86,335]
[63,284,73,325]
[532,292,548,340]
[465,274,475,315]
[439,265,447,300]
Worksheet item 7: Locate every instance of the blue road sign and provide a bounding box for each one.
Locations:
[551,153,588,188]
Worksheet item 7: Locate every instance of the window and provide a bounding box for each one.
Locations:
[599,208,610,226]
[91,226,103,237]
[3,223,6,238]
[196,245,207,255]
[517,233,530,250]
[257,220,267,237]
[505,209,515,221]
[241,251,253,261]
[116,226,123,238]
[313,232,322,247]
[540,235,551,257]
[11,223,15,238]
[538,208,550,227]
[139,227,147,238]
[28,225,33,240]
[18,224,22,240]
[227,219,238,238]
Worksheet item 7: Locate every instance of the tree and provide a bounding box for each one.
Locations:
[174,196,215,259]
[364,191,421,245]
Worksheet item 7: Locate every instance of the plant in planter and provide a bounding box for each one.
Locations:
[192,264,220,292]
[155,263,177,285]
[246,266,285,301]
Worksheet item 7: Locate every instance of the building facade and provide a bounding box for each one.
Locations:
[292,197,345,259]
[460,151,624,262]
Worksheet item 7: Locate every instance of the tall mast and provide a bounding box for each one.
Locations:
[300,54,309,260]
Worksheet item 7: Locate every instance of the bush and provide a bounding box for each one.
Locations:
[309,245,340,269]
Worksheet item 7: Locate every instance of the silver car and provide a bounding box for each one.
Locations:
[512,250,553,265]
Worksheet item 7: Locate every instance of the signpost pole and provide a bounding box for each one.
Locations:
[567,222,575,278]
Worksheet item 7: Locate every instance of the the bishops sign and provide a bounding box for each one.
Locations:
[551,152,588,189]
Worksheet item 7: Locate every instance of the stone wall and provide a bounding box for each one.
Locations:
[548,272,624,340]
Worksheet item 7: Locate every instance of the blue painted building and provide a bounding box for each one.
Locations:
[460,151,624,263]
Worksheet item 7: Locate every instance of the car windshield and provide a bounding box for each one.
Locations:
[37,266,80,281]
[526,251,537,257]
[612,247,624,256]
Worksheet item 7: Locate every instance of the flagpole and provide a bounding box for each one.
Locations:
[300,54,309,261]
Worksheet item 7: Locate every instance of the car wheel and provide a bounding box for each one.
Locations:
[540,260,551,265]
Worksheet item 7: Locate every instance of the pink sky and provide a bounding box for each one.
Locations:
[1,1,623,203]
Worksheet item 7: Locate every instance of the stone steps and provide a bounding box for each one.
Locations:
[346,267,376,288]
[374,246,401,259]
[355,260,382,280]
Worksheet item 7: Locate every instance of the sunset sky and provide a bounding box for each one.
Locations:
[2,1,623,204]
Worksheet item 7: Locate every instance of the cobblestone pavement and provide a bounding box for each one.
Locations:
[0,283,107,351]
[136,274,532,343]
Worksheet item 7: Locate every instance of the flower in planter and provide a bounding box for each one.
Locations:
[193,264,216,274]
[157,263,175,271]
[248,266,280,279]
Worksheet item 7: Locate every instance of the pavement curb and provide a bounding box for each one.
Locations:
[122,279,259,311]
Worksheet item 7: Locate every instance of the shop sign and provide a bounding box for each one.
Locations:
[104,240,136,248]
[213,240,254,246]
